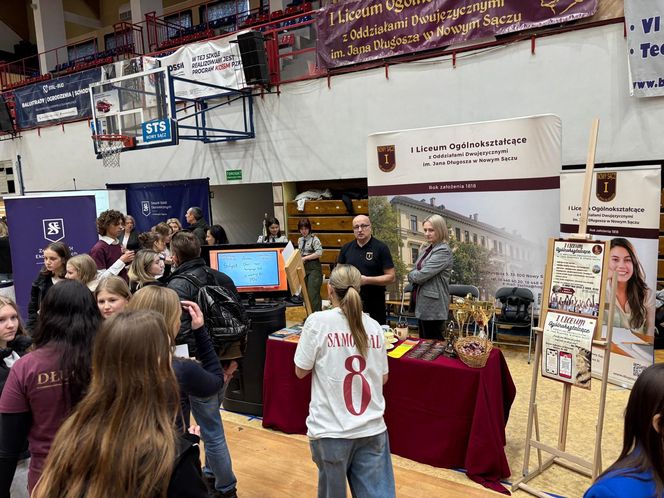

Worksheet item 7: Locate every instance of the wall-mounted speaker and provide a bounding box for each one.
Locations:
[237,31,270,86]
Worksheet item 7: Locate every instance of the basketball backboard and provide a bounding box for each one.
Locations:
[89,67,177,156]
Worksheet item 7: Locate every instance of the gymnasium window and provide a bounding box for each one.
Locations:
[455,227,461,241]
[67,40,96,63]
[481,236,486,247]
[410,215,417,232]
[104,30,133,51]
[498,241,503,254]
[464,230,470,242]
[202,0,250,21]
[472,233,478,245]
[165,10,193,39]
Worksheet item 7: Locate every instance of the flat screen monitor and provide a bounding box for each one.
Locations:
[208,245,288,299]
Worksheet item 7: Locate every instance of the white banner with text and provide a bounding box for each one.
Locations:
[366,114,561,304]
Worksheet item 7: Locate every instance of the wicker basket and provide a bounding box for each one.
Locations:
[454,336,493,368]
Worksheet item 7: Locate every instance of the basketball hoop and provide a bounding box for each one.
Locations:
[91,134,135,168]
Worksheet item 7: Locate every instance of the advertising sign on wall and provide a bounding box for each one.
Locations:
[107,179,210,233]
[317,0,598,68]
[13,68,101,128]
[5,195,99,319]
[560,166,660,387]
[366,115,561,304]
[143,34,247,98]
[624,0,664,97]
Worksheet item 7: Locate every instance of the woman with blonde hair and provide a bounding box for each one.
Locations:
[128,250,164,292]
[295,264,395,498]
[407,214,453,340]
[65,254,100,291]
[94,276,131,319]
[127,286,223,431]
[167,218,183,234]
[31,310,208,498]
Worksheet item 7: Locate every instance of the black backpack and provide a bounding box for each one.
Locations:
[174,269,250,349]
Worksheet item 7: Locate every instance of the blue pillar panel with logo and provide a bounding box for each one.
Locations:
[5,195,99,318]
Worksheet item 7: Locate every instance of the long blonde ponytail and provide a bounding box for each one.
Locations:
[329,265,368,356]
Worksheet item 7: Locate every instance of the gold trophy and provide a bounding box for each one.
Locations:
[472,302,495,338]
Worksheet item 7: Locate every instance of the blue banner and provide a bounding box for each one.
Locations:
[5,195,99,319]
[107,179,210,233]
[13,68,101,128]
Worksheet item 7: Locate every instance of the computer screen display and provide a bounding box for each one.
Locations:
[208,247,288,294]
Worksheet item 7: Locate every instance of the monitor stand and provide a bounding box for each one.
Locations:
[223,301,286,417]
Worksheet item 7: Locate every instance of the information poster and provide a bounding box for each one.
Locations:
[560,166,660,387]
[549,240,604,317]
[542,311,595,389]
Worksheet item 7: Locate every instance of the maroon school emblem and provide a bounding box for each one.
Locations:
[377,145,396,173]
[596,172,616,202]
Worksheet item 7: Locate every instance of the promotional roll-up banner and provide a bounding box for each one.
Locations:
[317,0,598,68]
[560,166,660,387]
[5,195,99,319]
[13,68,101,128]
[143,34,247,98]
[366,114,561,305]
[106,179,210,233]
[624,0,664,97]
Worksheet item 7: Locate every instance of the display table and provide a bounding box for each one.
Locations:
[262,338,516,494]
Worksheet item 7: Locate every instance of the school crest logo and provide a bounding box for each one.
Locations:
[141,201,151,216]
[365,251,374,261]
[377,145,396,173]
[43,219,65,242]
[596,172,616,202]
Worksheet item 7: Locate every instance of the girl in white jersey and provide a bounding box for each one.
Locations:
[294,264,395,498]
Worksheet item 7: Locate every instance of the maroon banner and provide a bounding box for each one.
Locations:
[317,0,598,68]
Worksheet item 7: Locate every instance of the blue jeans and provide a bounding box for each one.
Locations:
[190,385,237,494]
[309,431,395,498]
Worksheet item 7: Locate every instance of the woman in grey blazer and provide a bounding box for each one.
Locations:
[407,214,453,340]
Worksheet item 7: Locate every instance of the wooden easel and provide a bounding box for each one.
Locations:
[513,119,618,496]
[285,249,313,316]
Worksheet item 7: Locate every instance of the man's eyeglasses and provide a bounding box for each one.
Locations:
[353,224,371,231]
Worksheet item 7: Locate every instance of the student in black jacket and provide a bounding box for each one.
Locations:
[27,242,70,332]
[30,310,208,498]
[127,285,224,428]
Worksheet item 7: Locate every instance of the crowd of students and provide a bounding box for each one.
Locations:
[0,208,240,498]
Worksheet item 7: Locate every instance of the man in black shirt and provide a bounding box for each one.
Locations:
[338,214,395,324]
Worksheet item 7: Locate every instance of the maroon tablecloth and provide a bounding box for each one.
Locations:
[262,339,516,495]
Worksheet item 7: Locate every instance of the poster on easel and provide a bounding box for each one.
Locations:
[549,240,605,316]
[560,166,660,387]
[541,238,608,390]
[542,311,596,389]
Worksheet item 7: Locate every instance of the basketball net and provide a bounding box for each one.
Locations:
[92,135,133,168]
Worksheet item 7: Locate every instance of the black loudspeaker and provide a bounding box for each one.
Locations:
[0,97,13,134]
[237,31,270,86]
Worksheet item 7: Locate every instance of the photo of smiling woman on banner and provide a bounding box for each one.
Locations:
[605,237,655,336]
